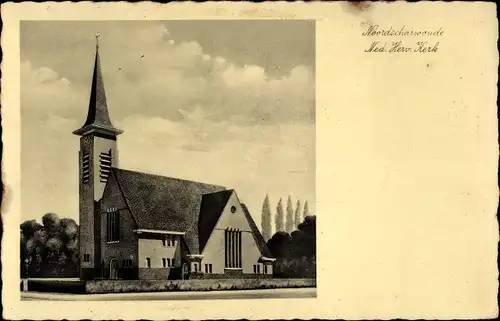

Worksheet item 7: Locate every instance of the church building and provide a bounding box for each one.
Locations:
[73,40,275,280]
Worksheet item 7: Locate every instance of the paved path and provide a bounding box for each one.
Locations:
[22,287,316,301]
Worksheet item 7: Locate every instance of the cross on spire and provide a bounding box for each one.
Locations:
[96,32,101,49]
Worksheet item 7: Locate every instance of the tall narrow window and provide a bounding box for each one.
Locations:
[264,265,268,274]
[162,258,166,268]
[146,258,151,268]
[82,152,90,184]
[99,149,112,183]
[106,208,120,242]
[83,253,91,262]
[232,230,236,267]
[239,232,242,268]
[225,230,228,268]
[225,229,242,268]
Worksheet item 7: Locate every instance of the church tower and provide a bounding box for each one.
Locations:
[73,36,123,280]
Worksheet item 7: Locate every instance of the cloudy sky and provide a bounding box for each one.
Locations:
[20,20,315,231]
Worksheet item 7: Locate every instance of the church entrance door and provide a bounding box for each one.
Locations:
[109,258,118,280]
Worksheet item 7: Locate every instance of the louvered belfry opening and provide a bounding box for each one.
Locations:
[100,149,112,182]
[82,152,91,184]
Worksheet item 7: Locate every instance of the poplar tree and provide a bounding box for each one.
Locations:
[261,194,272,242]
[294,200,302,228]
[286,196,294,233]
[275,198,285,232]
[303,200,310,220]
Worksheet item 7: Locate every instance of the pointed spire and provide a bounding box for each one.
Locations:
[73,34,123,137]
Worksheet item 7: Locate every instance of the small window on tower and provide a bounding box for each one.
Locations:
[82,153,90,184]
[83,253,91,262]
[100,149,112,183]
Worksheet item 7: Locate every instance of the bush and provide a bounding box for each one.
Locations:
[267,215,317,278]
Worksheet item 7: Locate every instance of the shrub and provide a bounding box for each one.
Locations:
[86,278,316,294]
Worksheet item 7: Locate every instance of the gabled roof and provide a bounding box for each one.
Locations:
[111,168,225,253]
[241,203,274,258]
[198,190,234,252]
[108,168,272,257]
[73,44,122,137]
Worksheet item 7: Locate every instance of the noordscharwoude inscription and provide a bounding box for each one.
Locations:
[363,24,444,53]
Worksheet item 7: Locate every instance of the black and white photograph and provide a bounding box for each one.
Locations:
[2,2,498,320]
[18,20,316,300]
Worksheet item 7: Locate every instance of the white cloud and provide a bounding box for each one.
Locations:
[21,60,85,120]
[114,114,315,222]
[83,24,315,125]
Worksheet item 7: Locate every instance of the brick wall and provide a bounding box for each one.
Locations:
[99,174,138,277]
[138,268,180,280]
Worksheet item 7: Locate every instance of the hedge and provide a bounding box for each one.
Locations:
[87,278,316,294]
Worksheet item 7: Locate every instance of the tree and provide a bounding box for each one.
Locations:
[267,214,317,278]
[285,196,294,233]
[275,198,284,232]
[20,214,80,277]
[45,237,64,264]
[294,200,302,229]
[42,212,61,234]
[261,194,272,242]
[20,219,42,238]
[267,231,292,258]
[295,215,316,259]
[303,200,309,221]
[60,218,78,242]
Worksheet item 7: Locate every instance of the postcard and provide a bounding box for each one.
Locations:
[1,1,498,320]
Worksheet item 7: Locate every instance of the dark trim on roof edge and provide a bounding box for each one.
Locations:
[199,190,235,254]
[110,168,139,229]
